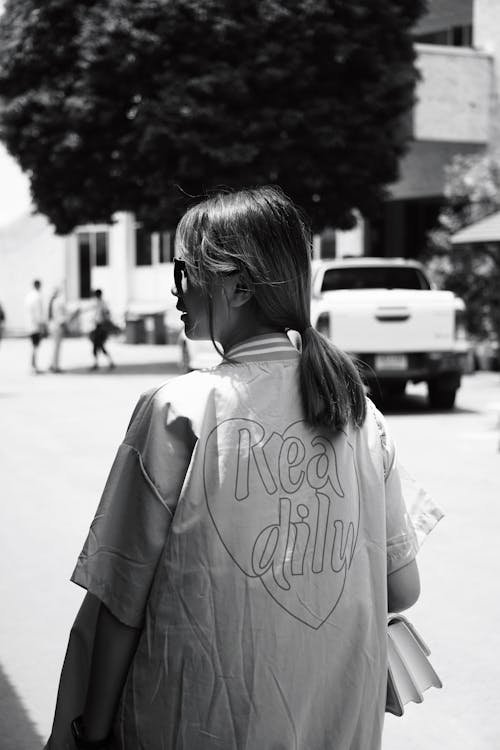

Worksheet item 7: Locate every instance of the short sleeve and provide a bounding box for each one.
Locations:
[371,403,444,575]
[71,387,196,628]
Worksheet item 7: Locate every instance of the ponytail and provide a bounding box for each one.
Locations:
[299,327,366,430]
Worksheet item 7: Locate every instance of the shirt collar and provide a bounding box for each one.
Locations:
[225,332,300,363]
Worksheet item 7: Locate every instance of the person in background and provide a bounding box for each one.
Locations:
[90,289,115,371]
[0,302,5,344]
[48,286,77,373]
[46,187,442,750]
[25,279,47,374]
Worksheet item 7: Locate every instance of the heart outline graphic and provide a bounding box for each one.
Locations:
[203,418,360,629]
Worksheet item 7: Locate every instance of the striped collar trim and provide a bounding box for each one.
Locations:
[225,333,299,362]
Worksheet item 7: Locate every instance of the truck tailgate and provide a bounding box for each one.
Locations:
[312,289,456,352]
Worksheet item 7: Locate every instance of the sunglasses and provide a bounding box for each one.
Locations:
[173,258,188,296]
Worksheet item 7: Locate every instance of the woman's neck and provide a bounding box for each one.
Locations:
[221,320,284,352]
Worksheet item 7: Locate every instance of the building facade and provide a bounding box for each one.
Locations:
[64,213,180,337]
[369,0,500,258]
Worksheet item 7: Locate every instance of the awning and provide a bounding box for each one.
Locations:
[451,209,500,245]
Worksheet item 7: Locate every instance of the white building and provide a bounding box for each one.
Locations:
[0,213,66,336]
[64,213,179,340]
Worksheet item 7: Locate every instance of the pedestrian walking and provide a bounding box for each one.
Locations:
[0,301,5,344]
[89,289,115,371]
[25,279,47,374]
[46,187,441,750]
[48,286,75,373]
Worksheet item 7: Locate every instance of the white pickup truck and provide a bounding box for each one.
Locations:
[310,257,469,409]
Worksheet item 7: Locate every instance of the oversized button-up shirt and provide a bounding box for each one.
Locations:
[72,333,441,750]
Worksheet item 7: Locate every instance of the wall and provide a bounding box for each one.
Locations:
[413,44,491,143]
[335,218,365,258]
[0,213,66,334]
[390,140,485,200]
[129,265,175,314]
[108,212,134,319]
[473,0,500,148]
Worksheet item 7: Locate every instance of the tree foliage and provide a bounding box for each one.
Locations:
[426,152,500,343]
[0,0,425,234]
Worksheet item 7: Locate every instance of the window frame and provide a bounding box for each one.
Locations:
[158,231,176,264]
[135,226,153,266]
[76,229,110,270]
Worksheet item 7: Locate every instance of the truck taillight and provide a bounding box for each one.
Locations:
[315,313,330,338]
[454,308,467,341]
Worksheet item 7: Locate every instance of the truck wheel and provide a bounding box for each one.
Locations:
[383,380,407,398]
[427,378,458,409]
[369,380,406,406]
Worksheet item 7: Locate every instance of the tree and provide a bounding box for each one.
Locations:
[0,0,425,234]
[426,151,500,346]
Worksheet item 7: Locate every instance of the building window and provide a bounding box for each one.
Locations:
[415,24,473,47]
[76,230,110,298]
[77,233,92,299]
[95,231,109,266]
[159,231,176,264]
[452,24,472,46]
[135,227,153,266]
[77,230,109,268]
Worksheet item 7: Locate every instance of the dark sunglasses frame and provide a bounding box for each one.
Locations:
[173,258,188,296]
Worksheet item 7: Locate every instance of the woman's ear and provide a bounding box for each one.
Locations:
[232,284,253,308]
[234,283,254,307]
[224,275,253,308]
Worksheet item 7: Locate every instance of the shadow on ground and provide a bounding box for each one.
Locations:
[369,390,478,417]
[0,663,44,750]
[60,362,183,377]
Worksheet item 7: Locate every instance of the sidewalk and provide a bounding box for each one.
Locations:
[1,333,182,379]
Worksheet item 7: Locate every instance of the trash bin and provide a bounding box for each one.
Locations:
[125,316,146,344]
[144,312,167,345]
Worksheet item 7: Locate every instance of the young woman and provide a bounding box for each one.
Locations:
[46,186,440,750]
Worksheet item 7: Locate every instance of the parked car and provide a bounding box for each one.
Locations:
[310,257,471,409]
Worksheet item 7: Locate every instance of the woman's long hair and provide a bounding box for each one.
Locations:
[176,186,366,430]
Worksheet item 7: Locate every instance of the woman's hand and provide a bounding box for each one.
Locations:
[81,603,141,743]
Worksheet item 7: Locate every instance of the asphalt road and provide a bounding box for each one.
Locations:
[1,336,499,749]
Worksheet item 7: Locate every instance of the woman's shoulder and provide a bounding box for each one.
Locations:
[148,368,224,401]
[129,369,226,425]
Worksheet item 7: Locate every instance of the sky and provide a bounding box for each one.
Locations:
[0,0,33,228]
[0,146,32,228]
